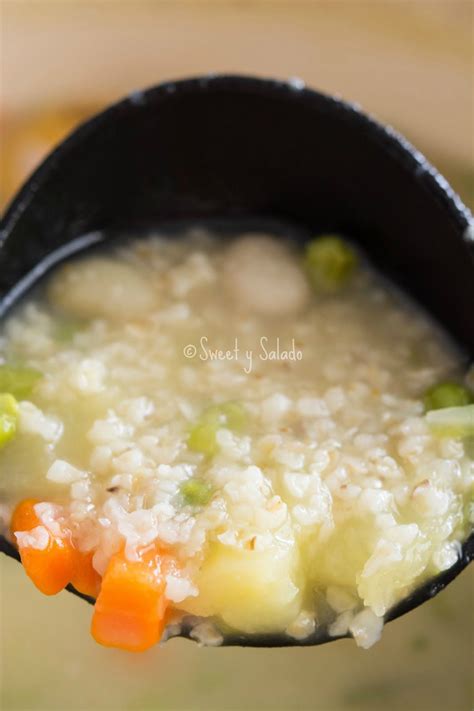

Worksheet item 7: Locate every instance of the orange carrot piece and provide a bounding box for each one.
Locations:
[13,500,171,650]
[91,546,168,652]
[10,498,40,534]
[70,550,101,599]
[11,498,75,596]
[19,539,75,596]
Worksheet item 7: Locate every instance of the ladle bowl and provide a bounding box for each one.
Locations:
[1,75,473,646]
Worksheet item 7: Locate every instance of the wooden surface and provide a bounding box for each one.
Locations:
[2,0,473,166]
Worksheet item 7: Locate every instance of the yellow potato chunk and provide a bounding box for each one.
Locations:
[182,539,302,633]
[48,257,157,321]
[308,519,377,589]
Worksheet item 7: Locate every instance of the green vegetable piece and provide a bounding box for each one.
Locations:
[221,401,247,431]
[0,393,19,417]
[0,365,42,399]
[180,478,214,507]
[188,401,247,455]
[304,235,357,292]
[188,421,220,455]
[0,393,19,450]
[0,414,17,449]
[423,381,472,412]
[425,404,474,438]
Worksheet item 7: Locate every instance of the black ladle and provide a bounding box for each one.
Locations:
[0,75,473,647]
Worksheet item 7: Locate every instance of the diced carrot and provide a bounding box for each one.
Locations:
[10,498,41,534]
[12,499,172,651]
[70,550,101,599]
[11,498,75,596]
[19,537,75,595]
[91,545,168,652]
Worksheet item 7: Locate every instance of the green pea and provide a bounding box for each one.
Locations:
[0,393,19,450]
[0,364,42,399]
[0,415,17,449]
[188,421,220,456]
[180,478,214,507]
[423,382,472,412]
[188,401,247,455]
[0,393,19,417]
[221,401,247,431]
[304,235,357,292]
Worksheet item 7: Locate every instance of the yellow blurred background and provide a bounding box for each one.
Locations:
[1,0,473,209]
[1,2,473,710]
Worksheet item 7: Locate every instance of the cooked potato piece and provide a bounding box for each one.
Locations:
[223,235,310,316]
[181,539,302,633]
[48,258,157,321]
[308,519,378,589]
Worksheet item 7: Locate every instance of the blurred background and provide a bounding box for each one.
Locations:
[1,1,473,710]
